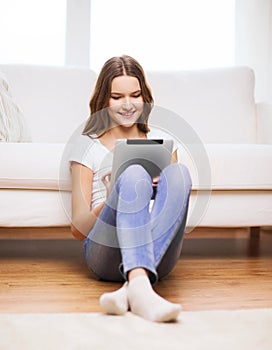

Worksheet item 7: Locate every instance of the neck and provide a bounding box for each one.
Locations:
[109,125,145,139]
[99,125,146,152]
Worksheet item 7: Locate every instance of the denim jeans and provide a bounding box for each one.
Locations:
[84,163,192,284]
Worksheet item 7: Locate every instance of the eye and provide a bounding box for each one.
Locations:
[131,92,142,98]
[111,95,121,100]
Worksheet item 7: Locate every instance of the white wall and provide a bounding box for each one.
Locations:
[65,0,90,67]
[65,0,272,102]
[235,0,272,103]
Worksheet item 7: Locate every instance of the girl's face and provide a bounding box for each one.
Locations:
[108,75,144,128]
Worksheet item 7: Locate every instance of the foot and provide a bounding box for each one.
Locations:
[127,275,181,322]
[99,282,128,315]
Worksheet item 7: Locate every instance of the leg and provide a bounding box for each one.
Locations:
[127,201,189,320]
[114,164,157,281]
[84,164,152,280]
[126,163,192,322]
[87,164,191,321]
[85,165,154,315]
[84,196,129,314]
[85,163,191,281]
[151,163,192,278]
[157,202,189,279]
[84,194,122,281]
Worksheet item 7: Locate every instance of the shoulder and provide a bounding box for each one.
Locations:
[71,133,96,148]
[68,133,103,170]
[69,134,95,158]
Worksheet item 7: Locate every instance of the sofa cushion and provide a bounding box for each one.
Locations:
[147,66,257,144]
[1,143,272,192]
[0,143,69,190]
[0,65,97,143]
[0,189,70,227]
[207,144,272,189]
[180,143,272,190]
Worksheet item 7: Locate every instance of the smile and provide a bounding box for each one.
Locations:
[118,111,136,117]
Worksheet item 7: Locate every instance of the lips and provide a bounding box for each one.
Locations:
[119,111,136,118]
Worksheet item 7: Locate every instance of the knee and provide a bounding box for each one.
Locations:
[118,164,152,188]
[179,163,192,191]
[117,164,153,200]
[164,163,192,193]
[122,164,150,180]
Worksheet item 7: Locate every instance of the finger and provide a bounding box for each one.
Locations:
[102,173,111,184]
[152,176,159,183]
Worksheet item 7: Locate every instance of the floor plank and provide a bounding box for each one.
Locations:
[0,227,271,313]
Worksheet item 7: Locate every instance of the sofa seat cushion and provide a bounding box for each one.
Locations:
[1,143,272,192]
[0,143,69,190]
[181,143,272,190]
[0,189,70,227]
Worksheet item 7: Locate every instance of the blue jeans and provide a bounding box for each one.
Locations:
[84,163,192,284]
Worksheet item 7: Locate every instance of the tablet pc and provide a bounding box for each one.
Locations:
[110,139,173,189]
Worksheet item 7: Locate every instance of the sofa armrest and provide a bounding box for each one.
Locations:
[256,102,272,144]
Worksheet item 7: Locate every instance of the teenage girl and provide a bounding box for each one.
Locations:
[69,55,192,322]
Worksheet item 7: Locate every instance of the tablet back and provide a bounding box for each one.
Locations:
[110,139,173,189]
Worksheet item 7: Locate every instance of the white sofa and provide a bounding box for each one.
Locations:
[0,64,271,231]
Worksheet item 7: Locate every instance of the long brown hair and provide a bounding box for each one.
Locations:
[82,55,154,137]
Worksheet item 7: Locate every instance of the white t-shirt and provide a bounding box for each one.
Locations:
[69,127,179,209]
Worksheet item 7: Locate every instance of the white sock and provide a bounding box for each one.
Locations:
[127,275,181,322]
[99,282,128,315]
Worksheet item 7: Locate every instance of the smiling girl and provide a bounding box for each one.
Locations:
[69,55,192,322]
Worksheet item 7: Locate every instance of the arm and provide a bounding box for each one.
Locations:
[70,162,105,240]
[171,149,178,163]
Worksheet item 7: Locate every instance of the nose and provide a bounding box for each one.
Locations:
[122,96,133,110]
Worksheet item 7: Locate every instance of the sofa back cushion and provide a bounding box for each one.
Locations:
[0,65,256,144]
[146,66,257,143]
[0,65,97,143]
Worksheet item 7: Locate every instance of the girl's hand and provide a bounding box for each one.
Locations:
[152,176,159,188]
[101,172,112,198]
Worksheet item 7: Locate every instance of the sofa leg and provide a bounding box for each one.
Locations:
[250,226,260,239]
[248,227,260,257]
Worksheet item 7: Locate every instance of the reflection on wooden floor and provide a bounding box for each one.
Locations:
[0,227,271,313]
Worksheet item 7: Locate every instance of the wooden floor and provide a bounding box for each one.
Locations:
[0,227,271,313]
